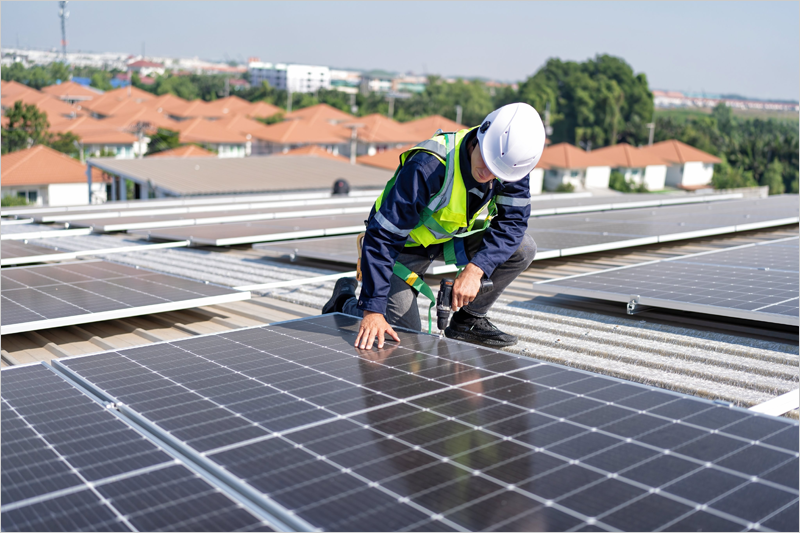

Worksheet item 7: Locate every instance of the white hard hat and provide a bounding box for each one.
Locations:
[477,103,546,182]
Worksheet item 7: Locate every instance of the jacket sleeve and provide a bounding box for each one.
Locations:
[357,153,444,315]
[468,175,531,278]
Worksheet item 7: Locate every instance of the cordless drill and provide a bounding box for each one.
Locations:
[436,277,494,337]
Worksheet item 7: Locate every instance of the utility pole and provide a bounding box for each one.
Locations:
[544,102,553,136]
[646,122,655,146]
[343,123,363,165]
[58,2,68,62]
[455,105,463,126]
[224,77,230,98]
[287,89,292,113]
[349,93,358,115]
[387,95,395,119]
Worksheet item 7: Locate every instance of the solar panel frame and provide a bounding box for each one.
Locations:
[1,260,250,335]
[534,235,800,326]
[1,362,274,532]
[53,314,799,532]
[0,240,191,267]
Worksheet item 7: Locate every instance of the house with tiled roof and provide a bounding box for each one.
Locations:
[48,115,141,159]
[644,140,722,189]
[202,96,255,118]
[284,103,352,124]
[82,86,154,118]
[247,100,283,120]
[147,145,216,158]
[539,143,597,191]
[41,81,103,105]
[1,89,86,125]
[173,117,248,157]
[1,145,108,206]
[401,115,466,140]
[340,114,419,158]
[278,144,347,161]
[586,142,672,190]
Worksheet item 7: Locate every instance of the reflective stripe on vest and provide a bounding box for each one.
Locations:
[373,127,494,248]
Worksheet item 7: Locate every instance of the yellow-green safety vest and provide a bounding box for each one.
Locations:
[371,127,498,333]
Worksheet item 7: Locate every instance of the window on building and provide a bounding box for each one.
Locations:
[17,190,37,202]
[570,170,580,178]
[547,170,558,178]
[631,168,640,175]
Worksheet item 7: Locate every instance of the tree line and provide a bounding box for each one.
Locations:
[3,57,797,194]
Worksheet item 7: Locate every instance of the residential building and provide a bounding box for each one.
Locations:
[49,115,142,159]
[127,60,166,77]
[538,143,596,191]
[401,115,466,140]
[278,145,347,161]
[41,81,103,105]
[356,145,410,170]
[339,114,418,157]
[247,101,284,120]
[147,145,216,158]
[644,140,722,189]
[247,62,331,93]
[173,117,248,157]
[330,69,362,94]
[1,145,108,206]
[1,88,86,123]
[82,86,154,118]
[284,103,352,124]
[587,143,670,190]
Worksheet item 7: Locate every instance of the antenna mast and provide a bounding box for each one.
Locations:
[58,1,69,61]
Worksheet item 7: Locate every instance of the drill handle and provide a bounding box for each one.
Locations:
[478,278,494,295]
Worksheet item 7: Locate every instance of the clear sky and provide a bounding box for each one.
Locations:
[2,1,798,100]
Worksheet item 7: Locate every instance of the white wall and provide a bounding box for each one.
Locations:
[529,168,544,195]
[643,165,667,190]
[585,166,610,189]
[1,186,46,206]
[248,62,331,93]
[216,144,247,158]
[47,182,107,206]
[682,162,714,187]
[665,164,683,187]
[86,144,137,159]
[664,162,714,188]
[543,168,584,191]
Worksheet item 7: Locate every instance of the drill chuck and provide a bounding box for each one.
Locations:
[436,277,494,333]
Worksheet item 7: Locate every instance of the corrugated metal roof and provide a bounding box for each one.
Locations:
[87,155,392,195]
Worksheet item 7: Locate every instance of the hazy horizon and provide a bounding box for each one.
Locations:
[2,1,798,101]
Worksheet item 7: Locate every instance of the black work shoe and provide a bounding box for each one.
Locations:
[444,310,518,347]
[322,277,358,314]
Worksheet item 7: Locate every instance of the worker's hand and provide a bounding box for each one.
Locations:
[355,311,400,349]
[452,263,485,310]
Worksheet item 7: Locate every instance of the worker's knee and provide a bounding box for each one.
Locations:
[516,234,537,266]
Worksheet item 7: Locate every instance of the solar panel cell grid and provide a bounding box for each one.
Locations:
[55,314,799,532]
[0,364,270,532]
[1,261,249,334]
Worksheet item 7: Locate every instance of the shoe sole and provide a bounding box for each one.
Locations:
[444,327,517,348]
[322,278,356,314]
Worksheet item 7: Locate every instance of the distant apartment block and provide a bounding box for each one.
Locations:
[653,90,799,112]
[248,61,330,93]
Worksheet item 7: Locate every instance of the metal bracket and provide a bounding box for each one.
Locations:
[627,295,651,315]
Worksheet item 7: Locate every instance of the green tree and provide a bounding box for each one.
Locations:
[145,128,180,155]
[711,156,758,189]
[48,132,82,158]
[1,195,31,207]
[90,72,113,91]
[761,159,786,195]
[1,101,50,154]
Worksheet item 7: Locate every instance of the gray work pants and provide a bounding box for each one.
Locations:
[342,231,537,331]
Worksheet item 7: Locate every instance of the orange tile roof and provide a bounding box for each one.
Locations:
[41,81,102,100]
[143,93,189,115]
[277,145,347,161]
[247,100,283,119]
[1,80,38,99]
[1,90,85,124]
[100,107,179,132]
[147,145,216,158]
[213,113,275,142]
[538,143,594,169]
[173,117,248,144]
[165,98,212,119]
[82,86,154,116]
[48,115,139,145]
[259,115,348,145]
[586,142,672,168]
[401,115,467,139]
[285,103,353,124]
[356,144,412,170]
[341,114,419,144]
[201,95,253,117]
[645,140,722,164]
[1,145,104,186]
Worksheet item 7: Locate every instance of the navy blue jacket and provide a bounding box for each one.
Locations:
[358,129,531,315]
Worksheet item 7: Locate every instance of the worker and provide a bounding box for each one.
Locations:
[323,103,546,349]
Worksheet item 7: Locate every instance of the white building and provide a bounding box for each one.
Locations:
[587,143,668,191]
[248,62,331,93]
[1,145,107,207]
[643,140,722,189]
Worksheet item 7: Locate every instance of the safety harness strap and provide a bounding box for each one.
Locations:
[392,261,436,334]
